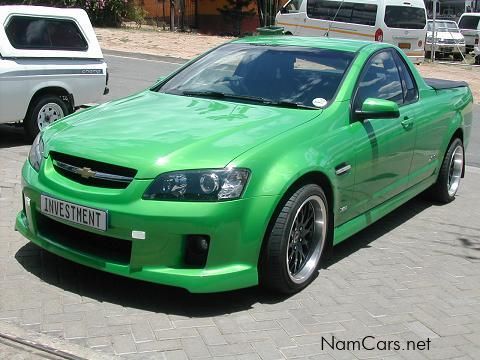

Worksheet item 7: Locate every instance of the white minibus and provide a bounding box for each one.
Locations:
[276,0,427,63]
[458,13,480,53]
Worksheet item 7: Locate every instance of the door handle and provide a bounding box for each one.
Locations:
[401,116,413,130]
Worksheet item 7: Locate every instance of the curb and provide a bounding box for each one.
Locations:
[102,48,188,64]
[0,321,118,360]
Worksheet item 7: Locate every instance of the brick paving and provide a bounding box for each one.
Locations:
[1,123,479,359]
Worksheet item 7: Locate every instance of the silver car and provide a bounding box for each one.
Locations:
[425,20,466,59]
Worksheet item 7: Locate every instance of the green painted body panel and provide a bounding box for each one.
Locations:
[16,37,474,292]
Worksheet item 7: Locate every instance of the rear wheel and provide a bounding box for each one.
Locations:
[426,138,464,203]
[25,95,69,142]
[260,184,329,294]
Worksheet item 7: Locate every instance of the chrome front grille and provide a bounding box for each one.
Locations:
[51,152,137,189]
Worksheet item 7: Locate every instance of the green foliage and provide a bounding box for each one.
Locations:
[217,0,256,36]
[0,0,146,27]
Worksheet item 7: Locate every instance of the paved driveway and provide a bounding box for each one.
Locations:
[1,124,479,360]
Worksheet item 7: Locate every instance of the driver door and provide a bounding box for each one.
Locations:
[349,49,416,216]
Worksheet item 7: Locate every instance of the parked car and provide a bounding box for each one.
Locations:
[474,33,480,64]
[275,0,427,63]
[0,6,108,140]
[458,12,480,53]
[16,36,473,294]
[425,19,466,59]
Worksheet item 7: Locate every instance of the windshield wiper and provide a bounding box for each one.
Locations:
[181,90,271,104]
[272,100,318,110]
[181,91,318,110]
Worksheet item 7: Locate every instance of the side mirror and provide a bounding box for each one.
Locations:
[354,98,400,120]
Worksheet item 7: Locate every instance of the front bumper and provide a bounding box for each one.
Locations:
[17,160,280,293]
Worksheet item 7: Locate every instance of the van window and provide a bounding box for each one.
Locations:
[5,16,88,51]
[307,0,377,26]
[384,6,426,29]
[459,16,480,30]
[282,0,304,13]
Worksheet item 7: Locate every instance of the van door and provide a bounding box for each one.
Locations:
[381,4,427,63]
[276,0,306,35]
[300,0,377,40]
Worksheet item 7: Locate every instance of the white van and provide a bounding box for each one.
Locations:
[0,6,108,140]
[458,13,480,53]
[276,0,427,63]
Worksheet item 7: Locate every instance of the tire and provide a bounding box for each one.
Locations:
[24,95,69,142]
[260,184,329,294]
[426,138,464,203]
[425,51,431,59]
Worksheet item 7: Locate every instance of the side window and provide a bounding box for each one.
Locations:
[392,50,418,104]
[307,0,377,26]
[354,50,403,110]
[283,0,303,13]
[5,16,88,51]
[307,0,339,20]
[351,4,377,26]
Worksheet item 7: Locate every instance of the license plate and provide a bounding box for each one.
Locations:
[398,43,411,49]
[40,195,107,231]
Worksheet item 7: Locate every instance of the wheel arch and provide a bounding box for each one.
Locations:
[257,170,335,270]
[25,86,75,119]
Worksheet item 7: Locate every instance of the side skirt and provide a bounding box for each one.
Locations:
[333,176,436,246]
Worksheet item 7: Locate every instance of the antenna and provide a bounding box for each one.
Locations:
[326,0,346,38]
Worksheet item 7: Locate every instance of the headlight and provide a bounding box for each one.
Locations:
[28,134,45,172]
[143,168,250,201]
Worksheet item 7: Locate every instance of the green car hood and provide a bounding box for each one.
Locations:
[43,91,320,179]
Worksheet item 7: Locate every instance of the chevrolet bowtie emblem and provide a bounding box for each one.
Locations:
[77,167,96,179]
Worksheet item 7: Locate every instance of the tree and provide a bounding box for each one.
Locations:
[217,0,256,36]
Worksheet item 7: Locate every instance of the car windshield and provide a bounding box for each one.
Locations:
[427,21,459,32]
[156,43,355,108]
[384,6,426,29]
[459,16,480,30]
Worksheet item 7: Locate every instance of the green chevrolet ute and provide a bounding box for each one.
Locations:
[16,36,473,294]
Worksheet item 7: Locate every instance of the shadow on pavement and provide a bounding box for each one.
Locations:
[16,197,435,316]
[0,124,29,148]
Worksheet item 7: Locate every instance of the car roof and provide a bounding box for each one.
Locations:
[232,36,379,53]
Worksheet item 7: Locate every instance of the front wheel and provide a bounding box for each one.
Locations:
[426,138,464,203]
[260,184,329,294]
[25,95,69,142]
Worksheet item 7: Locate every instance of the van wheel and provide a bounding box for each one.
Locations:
[260,184,329,294]
[425,138,464,203]
[25,95,69,142]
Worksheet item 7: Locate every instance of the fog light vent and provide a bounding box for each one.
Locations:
[184,235,210,268]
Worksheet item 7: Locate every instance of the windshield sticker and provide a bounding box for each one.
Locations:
[312,98,328,108]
